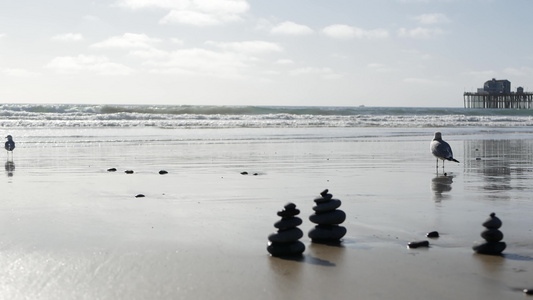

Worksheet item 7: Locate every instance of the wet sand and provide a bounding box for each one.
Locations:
[1,128,533,299]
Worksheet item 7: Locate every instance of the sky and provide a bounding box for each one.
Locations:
[0,0,532,107]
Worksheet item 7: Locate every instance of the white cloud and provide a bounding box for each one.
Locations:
[145,48,249,79]
[170,38,185,46]
[367,63,394,73]
[2,68,40,77]
[270,21,314,36]
[83,15,100,22]
[52,33,84,42]
[118,0,250,26]
[397,27,445,39]
[403,77,449,86]
[160,10,221,26]
[46,55,134,75]
[466,70,496,77]
[0,33,6,39]
[130,48,169,59]
[92,33,161,49]
[414,13,450,24]
[504,67,533,77]
[322,24,389,39]
[205,40,283,54]
[275,59,294,65]
[289,67,342,79]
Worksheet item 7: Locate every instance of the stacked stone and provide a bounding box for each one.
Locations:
[473,212,506,255]
[308,189,347,243]
[267,203,305,257]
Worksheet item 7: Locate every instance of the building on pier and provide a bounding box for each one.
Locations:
[464,78,533,109]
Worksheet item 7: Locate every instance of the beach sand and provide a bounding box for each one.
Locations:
[1,128,533,299]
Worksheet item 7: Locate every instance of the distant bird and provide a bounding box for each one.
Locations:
[5,135,15,152]
[430,132,459,169]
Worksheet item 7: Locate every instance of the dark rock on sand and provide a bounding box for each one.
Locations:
[159,170,168,175]
[125,170,134,174]
[473,212,506,255]
[135,194,145,198]
[267,202,305,257]
[308,189,347,243]
[426,231,439,238]
[274,217,303,230]
[107,168,117,172]
[240,171,248,175]
[408,240,430,248]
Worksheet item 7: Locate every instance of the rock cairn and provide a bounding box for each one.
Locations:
[308,189,347,243]
[267,203,305,257]
[473,212,506,255]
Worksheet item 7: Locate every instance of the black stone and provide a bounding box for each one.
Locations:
[268,203,305,257]
[309,210,346,225]
[482,212,502,229]
[125,170,134,174]
[240,171,248,175]
[523,289,533,295]
[159,170,168,175]
[481,228,503,242]
[473,242,506,255]
[408,240,430,248]
[135,194,145,198]
[107,168,117,172]
[267,241,305,257]
[308,225,346,241]
[308,189,347,243]
[274,217,302,230]
[473,212,506,255]
[277,202,300,217]
[426,231,439,238]
[313,199,341,213]
[268,228,303,243]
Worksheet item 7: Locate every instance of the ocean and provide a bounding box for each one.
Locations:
[1,104,533,129]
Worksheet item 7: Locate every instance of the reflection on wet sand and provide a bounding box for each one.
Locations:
[5,160,15,177]
[431,174,453,202]
[464,139,533,198]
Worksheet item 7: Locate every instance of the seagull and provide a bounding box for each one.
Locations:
[5,135,15,152]
[430,132,459,169]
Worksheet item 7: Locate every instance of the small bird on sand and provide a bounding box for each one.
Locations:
[5,135,15,152]
[430,132,459,169]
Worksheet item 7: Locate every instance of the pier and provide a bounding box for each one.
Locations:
[464,78,533,109]
[463,92,533,109]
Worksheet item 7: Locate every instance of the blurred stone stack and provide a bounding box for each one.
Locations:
[308,189,347,243]
[473,212,506,255]
[267,203,306,257]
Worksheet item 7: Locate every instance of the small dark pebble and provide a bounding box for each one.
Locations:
[125,170,134,174]
[476,157,481,160]
[426,231,439,238]
[408,240,430,249]
[524,289,533,295]
[107,168,117,172]
[159,170,168,175]
[253,173,258,176]
[135,194,145,198]
[240,171,248,175]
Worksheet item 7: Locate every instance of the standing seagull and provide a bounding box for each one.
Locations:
[5,135,15,152]
[430,132,459,169]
